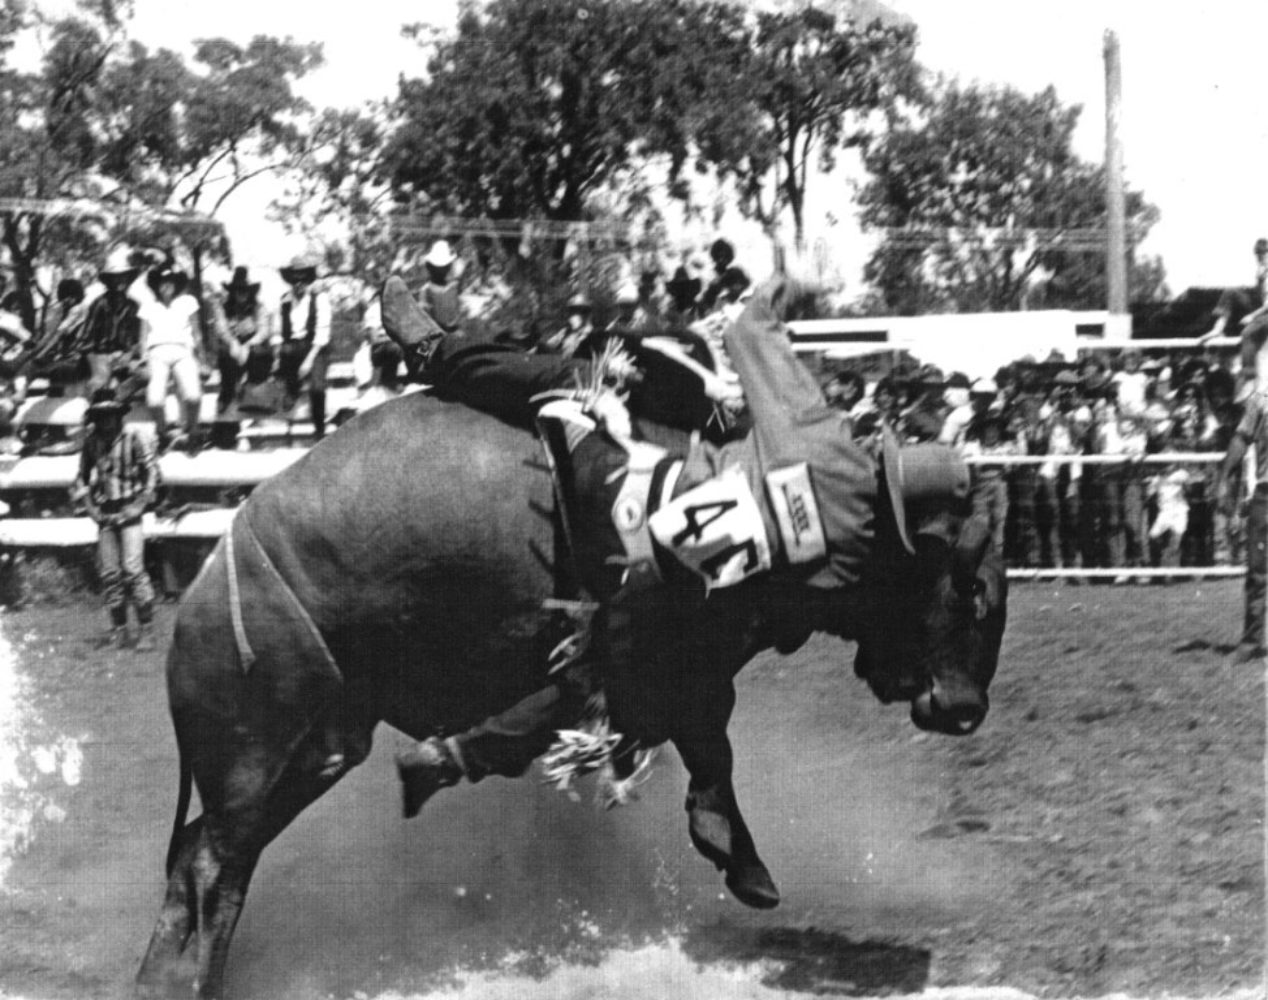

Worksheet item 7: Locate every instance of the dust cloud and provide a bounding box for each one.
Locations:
[227,650,995,1000]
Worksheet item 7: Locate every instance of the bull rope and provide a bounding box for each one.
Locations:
[226,511,342,684]
[224,519,256,674]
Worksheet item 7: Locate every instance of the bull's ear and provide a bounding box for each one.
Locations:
[975,548,1008,621]
[953,514,991,596]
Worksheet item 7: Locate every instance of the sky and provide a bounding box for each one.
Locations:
[25,0,1268,295]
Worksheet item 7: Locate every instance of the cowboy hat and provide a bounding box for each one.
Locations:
[665,265,702,300]
[222,266,260,296]
[423,240,456,269]
[565,292,592,312]
[279,254,320,285]
[146,263,188,297]
[881,423,972,555]
[99,247,140,283]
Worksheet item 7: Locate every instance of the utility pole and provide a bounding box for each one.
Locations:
[1103,29,1129,315]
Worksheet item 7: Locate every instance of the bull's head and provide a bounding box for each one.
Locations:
[849,431,1008,736]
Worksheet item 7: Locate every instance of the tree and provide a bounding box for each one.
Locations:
[858,80,1166,314]
[0,1,322,327]
[695,3,920,248]
[270,104,397,287]
[381,0,749,228]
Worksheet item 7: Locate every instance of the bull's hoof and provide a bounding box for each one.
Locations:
[725,862,781,910]
[687,807,733,872]
[396,738,462,819]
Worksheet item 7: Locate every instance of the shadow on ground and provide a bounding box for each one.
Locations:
[683,921,931,996]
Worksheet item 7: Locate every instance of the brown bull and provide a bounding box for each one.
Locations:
[136,392,1006,999]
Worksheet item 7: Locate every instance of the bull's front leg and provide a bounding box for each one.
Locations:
[665,672,781,910]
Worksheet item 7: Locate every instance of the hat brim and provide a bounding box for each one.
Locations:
[100,268,140,285]
[223,282,261,295]
[86,402,128,418]
[423,253,455,269]
[280,267,318,284]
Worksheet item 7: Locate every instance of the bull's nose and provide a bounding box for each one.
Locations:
[911,690,988,736]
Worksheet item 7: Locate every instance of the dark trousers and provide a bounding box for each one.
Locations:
[1243,488,1267,648]
[1105,470,1146,568]
[370,341,403,391]
[452,682,589,781]
[277,341,330,437]
[216,348,244,413]
[429,334,587,432]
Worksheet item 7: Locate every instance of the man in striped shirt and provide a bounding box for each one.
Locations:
[74,388,159,650]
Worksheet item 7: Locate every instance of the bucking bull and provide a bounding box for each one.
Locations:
[135,289,1007,1000]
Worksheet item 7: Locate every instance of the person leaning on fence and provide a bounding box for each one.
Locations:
[73,388,159,651]
[1217,387,1268,664]
[275,255,333,440]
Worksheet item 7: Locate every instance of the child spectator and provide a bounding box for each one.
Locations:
[1148,466,1191,577]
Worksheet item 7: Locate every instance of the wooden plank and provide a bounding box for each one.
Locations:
[0,509,236,547]
[0,448,308,491]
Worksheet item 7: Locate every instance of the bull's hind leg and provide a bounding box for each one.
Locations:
[136,817,205,998]
[139,723,373,999]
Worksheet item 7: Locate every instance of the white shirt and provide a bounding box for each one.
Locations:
[139,294,199,351]
[1112,371,1148,416]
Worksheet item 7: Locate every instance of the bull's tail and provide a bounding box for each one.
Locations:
[164,748,193,879]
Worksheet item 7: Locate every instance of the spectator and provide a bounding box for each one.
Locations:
[138,262,203,452]
[1201,238,1268,397]
[359,293,404,395]
[1148,465,1190,577]
[938,372,975,446]
[824,370,865,416]
[539,293,596,358]
[0,276,32,355]
[1111,350,1148,416]
[73,388,159,651]
[699,238,745,313]
[275,254,333,441]
[663,265,702,330]
[211,267,272,415]
[962,410,1018,553]
[420,240,464,336]
[80,248,143,395]
[1217,386,1268,663]
[1102,411,1148,582]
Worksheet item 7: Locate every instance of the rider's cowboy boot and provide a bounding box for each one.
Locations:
[380,276,445,379]
[396,736,464,819]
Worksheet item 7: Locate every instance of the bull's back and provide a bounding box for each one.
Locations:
[230,395,562,724]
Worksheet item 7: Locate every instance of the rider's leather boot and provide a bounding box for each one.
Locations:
[380,276,444,379]
[396,736,464,819]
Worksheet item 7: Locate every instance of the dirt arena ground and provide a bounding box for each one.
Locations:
[0,581,1263,999]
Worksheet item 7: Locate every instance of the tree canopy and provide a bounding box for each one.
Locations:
[695,4,920,247]
[382,0,750,225]
[857,80,1166,314]
[0,0,321,326]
